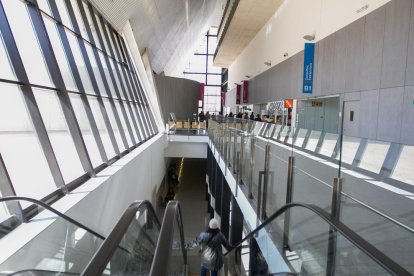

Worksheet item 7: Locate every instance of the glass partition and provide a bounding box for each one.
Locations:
[103,204,160,275]
[223,204,401,275]
[0,198,104,274]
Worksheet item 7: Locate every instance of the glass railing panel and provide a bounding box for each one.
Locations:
[277,126,290,143]
[319,133,338,158]
[286,128,295,145]
[358,140,390,173]
[103,205,160,275]
[267,143,290,213]
[0,198,104,274]
[253,122,264,136]
[334,233,389,275]
[286,208,330,275]
[291,152,333,212]
[251,139,267,201]
[272,124,282,140]
[241,134,252,187]
[293,128,306,148]
[336,135,360,164]
[304,130,321,152]
[339,195,414,273]
[391,145,414,185]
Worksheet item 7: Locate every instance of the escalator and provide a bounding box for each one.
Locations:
[0,197,186,276]
[0,197,410,275]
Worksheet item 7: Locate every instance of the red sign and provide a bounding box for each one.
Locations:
[243,80,248,103]
[236,84,241,104]
[221,92,226,106]
[199,83,204,102]
[284,99,293,108]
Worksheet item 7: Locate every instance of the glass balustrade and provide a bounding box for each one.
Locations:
[208,114,414,274]
[0,198,104,275]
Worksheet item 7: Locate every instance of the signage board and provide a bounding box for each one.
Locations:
[303,43,315,94]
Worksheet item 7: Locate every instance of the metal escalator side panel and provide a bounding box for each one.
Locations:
[149,201,187,276]
[81,200,161,276]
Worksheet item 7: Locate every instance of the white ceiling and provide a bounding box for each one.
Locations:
[90,0,224,74]
[214,0,284,68]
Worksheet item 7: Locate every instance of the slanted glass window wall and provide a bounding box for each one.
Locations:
[0,0,157,203]
[182,27,222,113]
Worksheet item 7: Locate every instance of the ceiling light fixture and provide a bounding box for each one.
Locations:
[303,33,315,41]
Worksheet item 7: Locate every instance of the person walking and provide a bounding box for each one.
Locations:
[190,218,232,276]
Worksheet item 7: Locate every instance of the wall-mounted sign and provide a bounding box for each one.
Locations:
[303,43,315,94]
[284,99,293,108]
[236,84,241,104]
[275,101,284,110]
[311,101,323,107]
[243,80,248,104]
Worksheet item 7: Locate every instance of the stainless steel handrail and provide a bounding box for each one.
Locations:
[149,200,187,276]
[81,200,161,276]
[0,196,104,239]
[224,202,410,275]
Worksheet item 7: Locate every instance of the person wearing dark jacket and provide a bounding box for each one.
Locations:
[191,218,232,276]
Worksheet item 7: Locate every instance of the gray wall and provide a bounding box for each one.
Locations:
[247,0,414,145]
[155,75,200,122]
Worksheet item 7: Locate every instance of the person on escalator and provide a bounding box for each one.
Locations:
[190,218,233,276]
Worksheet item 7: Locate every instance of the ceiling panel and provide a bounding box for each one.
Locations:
[89,0,223,75]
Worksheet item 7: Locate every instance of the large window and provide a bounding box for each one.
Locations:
[182,27,222,113]
[0,0,157,203]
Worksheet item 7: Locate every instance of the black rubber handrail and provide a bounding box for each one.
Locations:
[0,196,104,239]
[81,200,161,276]
[224,202,411,276]
[149,200,187,276]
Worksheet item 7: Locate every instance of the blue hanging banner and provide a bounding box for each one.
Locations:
[303,43,315,94]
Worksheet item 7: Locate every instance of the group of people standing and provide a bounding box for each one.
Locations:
[226,111,262,121]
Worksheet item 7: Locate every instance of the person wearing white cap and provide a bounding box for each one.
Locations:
[189,218,233,276]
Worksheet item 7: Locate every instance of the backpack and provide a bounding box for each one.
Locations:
[200,232,219,270]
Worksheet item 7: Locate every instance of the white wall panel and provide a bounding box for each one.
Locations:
[228,0,390,90]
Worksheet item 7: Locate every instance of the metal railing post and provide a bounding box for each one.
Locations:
[227,129,231,168]
[283,155,295,251]
[261,144,270,220]
[248,138,255,199]
[233,131,237,173]
[256,172,264,222]
[327,177,343,275]
[331,178,343,220]
[239,134,245,185]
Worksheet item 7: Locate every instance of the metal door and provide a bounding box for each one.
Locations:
[343,101,360,137]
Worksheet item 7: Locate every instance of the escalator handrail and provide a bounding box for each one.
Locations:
[0,196,104,239]
[149,200,187,276]
[81,200,161,276]
[224,202,410,276]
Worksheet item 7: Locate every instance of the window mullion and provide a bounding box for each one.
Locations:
[76,0,130,152]
[65,0,121,155]
[88,3,137,146]
[27,0,95,177]
[47,0,109,164]
[0,0,67,192]
[104,24,151,140]
[119,36,157,136]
